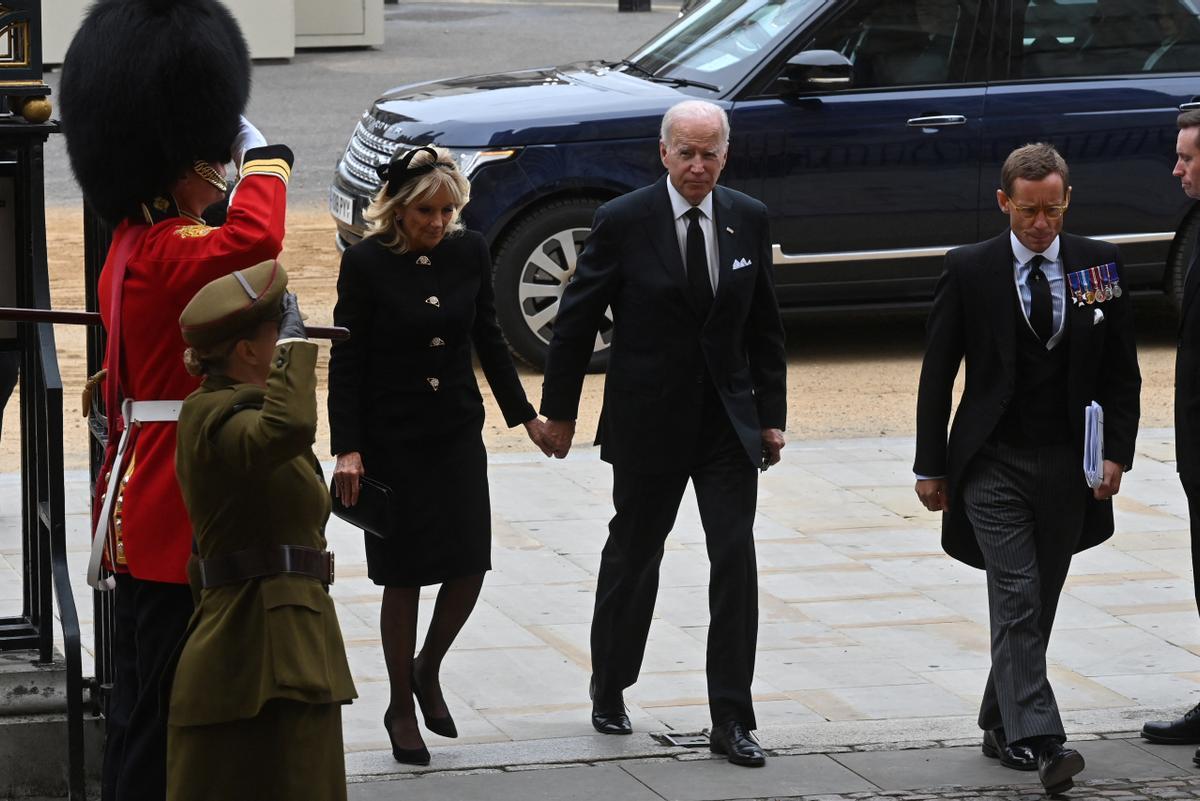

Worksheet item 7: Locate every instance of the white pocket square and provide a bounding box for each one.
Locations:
[732,257,752,270]
[1093,308,1105,325]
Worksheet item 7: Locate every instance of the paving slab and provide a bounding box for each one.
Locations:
[621,754,877,801]
[349,765,663,801]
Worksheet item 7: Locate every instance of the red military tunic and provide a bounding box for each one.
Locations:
[97,145,294,584]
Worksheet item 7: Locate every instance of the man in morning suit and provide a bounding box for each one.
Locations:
[914,143,1140,795]
[1143,111,1200,753]
[539,100,787,767]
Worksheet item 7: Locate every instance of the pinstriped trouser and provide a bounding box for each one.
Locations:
[960,441,1085,745]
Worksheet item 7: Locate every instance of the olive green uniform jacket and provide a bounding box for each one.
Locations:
[170,341,356,728]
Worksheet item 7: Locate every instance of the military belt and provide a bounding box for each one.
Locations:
[196,545,334,589]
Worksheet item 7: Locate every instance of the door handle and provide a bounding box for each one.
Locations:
[906,115,968,127]
[1180,101,1200,111]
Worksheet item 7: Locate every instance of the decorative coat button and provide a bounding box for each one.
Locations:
[416,255,432,266]
[275,358,285,368]
[425,296,440,308]
[427,377,440,391]
[429,337,445,347]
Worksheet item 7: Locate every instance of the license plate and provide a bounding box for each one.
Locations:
[329,187,355,226]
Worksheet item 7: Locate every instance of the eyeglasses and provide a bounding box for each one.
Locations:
[1008,201,1069,220]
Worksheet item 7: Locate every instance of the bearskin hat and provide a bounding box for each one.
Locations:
[59,0,251,225]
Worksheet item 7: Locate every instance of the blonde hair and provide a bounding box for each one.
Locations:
[363,146,471,254]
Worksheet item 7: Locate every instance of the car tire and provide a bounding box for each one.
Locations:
[1170,208,1200,310]
[493,198,612,372]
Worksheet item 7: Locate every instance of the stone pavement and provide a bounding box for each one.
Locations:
[5,430,1200,797]
[345,736,1200,800]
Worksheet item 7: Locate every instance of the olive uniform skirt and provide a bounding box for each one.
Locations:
[167,698,346,801]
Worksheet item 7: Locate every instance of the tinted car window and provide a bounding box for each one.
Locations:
[630,0,821,90]
[1017,0,1200,79]
[806,0,981,88]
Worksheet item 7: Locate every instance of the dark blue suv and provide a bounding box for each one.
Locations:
[331,0,1200,369]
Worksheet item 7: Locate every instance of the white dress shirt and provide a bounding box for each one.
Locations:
[1010,231,1066,349]
[666,179,719,291]
[914,232,1067,481]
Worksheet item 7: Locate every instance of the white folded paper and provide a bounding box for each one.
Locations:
[1084,401,1104,489]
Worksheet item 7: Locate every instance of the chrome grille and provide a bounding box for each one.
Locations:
[341,119,399,189]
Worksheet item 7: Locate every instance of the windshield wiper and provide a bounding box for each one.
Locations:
[602,59,657,79]
[645,74,720,92]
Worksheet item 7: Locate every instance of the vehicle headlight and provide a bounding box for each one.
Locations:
[446,147,520,178]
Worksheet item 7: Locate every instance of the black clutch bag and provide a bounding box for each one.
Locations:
[329,476,396,539]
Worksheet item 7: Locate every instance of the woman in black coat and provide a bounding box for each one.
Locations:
[328,146,550,766]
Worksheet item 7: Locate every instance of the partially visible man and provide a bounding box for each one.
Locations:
[914,143,1140,795]
[1142,111,1200,754]
[540,100,786,767]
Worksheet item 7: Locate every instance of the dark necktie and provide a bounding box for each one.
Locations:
[1028,254,1052,344]
[685,207,713,317]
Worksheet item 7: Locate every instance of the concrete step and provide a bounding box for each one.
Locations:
[0,649,68,715]
[0,649,102,797]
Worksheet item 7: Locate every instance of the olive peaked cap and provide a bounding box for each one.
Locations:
[59,0,251,225]
[180,260,288,349]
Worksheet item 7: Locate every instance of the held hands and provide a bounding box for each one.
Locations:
[1094,459,1124,501]
[761,428,785,467]
[277,292,307,342]
[523,417,555,457]
[333,452,365,507]
[915,478,950,512]
[543,418,576,459]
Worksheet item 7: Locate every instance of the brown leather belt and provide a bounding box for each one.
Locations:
[196,545,335,589]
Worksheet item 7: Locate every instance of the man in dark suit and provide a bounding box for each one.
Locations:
[914,143,1140,795]
[1142,111,1200,753]
[540,100,787,767]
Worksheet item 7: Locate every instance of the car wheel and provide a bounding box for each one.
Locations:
[1170,209,1200,310]
[493,198,612,372]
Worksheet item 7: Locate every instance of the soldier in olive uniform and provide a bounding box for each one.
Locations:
[168,261,356,799]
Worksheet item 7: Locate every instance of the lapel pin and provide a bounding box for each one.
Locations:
[725,226,735,234]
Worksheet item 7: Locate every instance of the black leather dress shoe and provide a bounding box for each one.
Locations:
[589,676,631,735]
[709,721,766,767]
[1035,741,1085,795]
[981,728,1037,771]
[1143,702,1200,744]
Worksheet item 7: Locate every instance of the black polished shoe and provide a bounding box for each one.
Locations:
[384,706,431,766]
[1035,741,1084,796]
[589,675,631,735]
[412,669,458,738]
[981,728,1037,771]
[709,721,766,767]
[1143,702,1200,744]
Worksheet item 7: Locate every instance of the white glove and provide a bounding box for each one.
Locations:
[231,115,268,172]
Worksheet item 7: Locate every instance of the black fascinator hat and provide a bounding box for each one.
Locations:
[375,147,452,198]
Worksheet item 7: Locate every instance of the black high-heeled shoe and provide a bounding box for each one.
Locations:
[383,705,431,766]
[412,669,458,738]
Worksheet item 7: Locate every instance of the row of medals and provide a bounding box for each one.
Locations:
[1068,262,1122,307]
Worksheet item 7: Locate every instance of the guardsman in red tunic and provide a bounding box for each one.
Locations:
[57,1,293,798]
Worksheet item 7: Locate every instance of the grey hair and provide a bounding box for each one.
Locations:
[660,100,730,151]
[363,146,471,254]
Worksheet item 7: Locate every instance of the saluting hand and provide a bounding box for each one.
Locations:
[333,451,365,507]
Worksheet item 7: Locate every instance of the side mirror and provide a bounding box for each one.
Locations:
[778,50,852,93]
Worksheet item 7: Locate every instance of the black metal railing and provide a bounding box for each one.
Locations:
[0,133,87,799]
[83,206,114,731]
